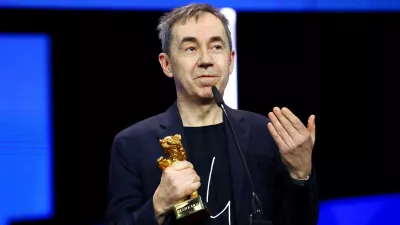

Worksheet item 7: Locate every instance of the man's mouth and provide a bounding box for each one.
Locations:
[196,75,218,79]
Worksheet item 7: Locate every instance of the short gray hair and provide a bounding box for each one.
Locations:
[157,3,232,55]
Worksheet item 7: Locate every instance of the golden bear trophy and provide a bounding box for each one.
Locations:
[158,134,210,222]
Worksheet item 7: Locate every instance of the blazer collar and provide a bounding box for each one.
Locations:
[156,101,250,221]
[156,101,184,141]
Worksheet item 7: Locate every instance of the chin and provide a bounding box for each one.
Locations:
[197,86,214,97]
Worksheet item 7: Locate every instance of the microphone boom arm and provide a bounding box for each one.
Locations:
[220,104,264,223]
[211,86,266,225]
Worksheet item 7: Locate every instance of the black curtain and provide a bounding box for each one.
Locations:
[0,9,397,225]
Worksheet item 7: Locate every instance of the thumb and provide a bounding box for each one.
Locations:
[307,115,316,144]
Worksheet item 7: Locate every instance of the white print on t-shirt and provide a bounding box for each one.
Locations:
[206,156,231,225]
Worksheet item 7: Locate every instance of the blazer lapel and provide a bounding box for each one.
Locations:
[223,106,251,220]
[155,102,198,165]
[156,102,185,148]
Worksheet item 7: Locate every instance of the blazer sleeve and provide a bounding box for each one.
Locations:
[105,135,171,225]
[273,144,320,225]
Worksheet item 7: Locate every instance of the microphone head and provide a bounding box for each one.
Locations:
[211,86,224,107]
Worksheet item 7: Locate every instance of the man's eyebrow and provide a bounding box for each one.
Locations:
[180,36,198,45]
[209,36,225,45]
[179,36,226,46]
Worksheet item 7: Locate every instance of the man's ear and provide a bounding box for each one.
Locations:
[228,50,235,75]
[159,53,173,78]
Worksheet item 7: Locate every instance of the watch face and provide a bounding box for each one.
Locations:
[292,179,306,186]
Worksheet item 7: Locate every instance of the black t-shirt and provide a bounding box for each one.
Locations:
[181,122,236,225]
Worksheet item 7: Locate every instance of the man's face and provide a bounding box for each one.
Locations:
[159,12,235,101]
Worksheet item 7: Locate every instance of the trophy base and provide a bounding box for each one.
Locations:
[173,196,210,222]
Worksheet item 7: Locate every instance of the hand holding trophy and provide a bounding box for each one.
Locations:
[153,134,209,224]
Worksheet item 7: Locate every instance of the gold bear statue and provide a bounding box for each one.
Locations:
[158,134,198,200]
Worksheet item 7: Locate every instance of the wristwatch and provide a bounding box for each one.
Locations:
[291,174,310,186]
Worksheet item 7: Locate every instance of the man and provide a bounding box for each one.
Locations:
[106,3,319,225]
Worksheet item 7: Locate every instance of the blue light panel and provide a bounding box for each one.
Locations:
[0,34,53,225]
[318,194,400,225]
[0,0,399,10]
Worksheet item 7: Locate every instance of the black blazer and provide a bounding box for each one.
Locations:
[106,102,319,225]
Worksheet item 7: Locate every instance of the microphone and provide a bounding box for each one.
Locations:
[211,86,272,225]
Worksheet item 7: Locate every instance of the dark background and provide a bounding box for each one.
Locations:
[0,8,398,225]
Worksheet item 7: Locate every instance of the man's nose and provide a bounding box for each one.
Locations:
[198,50,213,69]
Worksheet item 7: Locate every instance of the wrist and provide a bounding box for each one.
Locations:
[289,167,312,180]
[153,188,168,218]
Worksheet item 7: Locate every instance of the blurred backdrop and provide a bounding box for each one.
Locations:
[0,1,399,225]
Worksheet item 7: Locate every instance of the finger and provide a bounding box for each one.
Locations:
[267,121,288,151]
[181,171,200,190]
[183,169,200,180]
[183,168,200,182]
[273,107,302,139]
[185,181,201,196]
[307,115,316,144]
[281,107,309,136]
[171,160,193,171]
[193,174,201,183]
[269,110,294,147]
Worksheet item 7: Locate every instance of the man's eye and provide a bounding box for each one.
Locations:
[214,45,222,49]
[186,47,196,52]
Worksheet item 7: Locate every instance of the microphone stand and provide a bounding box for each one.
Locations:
[212,86,272,225]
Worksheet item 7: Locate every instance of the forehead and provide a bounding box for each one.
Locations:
[171,12,227,42]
